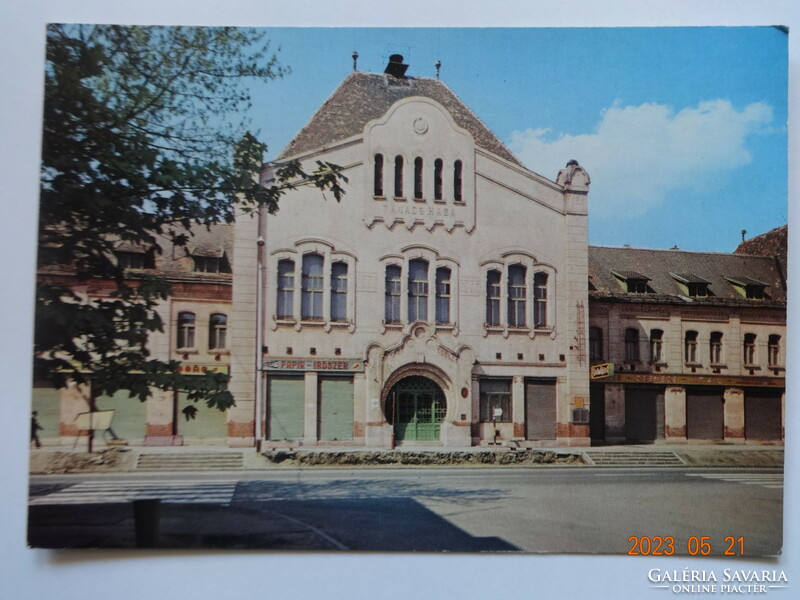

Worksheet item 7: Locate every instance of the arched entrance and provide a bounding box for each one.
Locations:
[387,376,446,442]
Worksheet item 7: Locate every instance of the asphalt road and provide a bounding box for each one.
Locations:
[28,467,783,555]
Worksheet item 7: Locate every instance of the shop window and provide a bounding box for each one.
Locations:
[434,158,443,200]
[208,313,227,350]
[435,267,451,325]
[385,265,402,324]
[414,157,424,199]
[373,153,384,196]
[408,259,429,322]
[768,334,781,367]
[331,262,348,322]
[301,254,324,320]
[479,379,512,422]
[743,333,757,366]
[533,272,548,328]
[486,270,501,326]
[277,259,295,319]
[394,156,404,197]
[710,331,723,364]
[589,326,604,362]
[650,329,664,363]
[507,264,527,328]
[177,312,196,349]
[624,328,640,362]
[684,330,699,363]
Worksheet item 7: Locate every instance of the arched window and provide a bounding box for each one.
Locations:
[177,312,196,349]
[533,272,548,327]
[625,328,640,362]
[408,259,429,322]
[435,267,451,324]
[486,270,501,326]
[414,157,424,199]
[331,262,348,322]
[434,158,443,200]
[373,153,384,196]
[684,330,699,363]
[385,265,401,324]
[301,254,324,320]
[277,259,295,319]
[507,264,527,328]
[394,156,404,198]
[453,160,463,202]
[743,333,757,366]
[768,334,781,367]
[209,313,227,350]
[650,329,664,363]
[710,331,723,364]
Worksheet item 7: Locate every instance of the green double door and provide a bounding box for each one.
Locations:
[392,376,446,442]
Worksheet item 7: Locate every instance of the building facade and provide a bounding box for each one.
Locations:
[228,58,593,448]
[32,59,787,451]
[33,226,234,446]
[587,245,786,444]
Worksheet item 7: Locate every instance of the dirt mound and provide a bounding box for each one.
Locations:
[264,449,586,467]
[30,448,136,474]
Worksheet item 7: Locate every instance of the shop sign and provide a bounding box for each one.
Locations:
[590,363,615,379]
[176,364,229,375]
[263,358,364,372]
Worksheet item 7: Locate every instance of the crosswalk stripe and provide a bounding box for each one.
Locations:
[685,473,783,490]
[29,481,237,505]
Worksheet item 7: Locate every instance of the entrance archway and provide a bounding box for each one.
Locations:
[387,376,446,442]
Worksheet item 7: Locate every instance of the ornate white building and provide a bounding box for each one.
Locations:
[228,56,593,448]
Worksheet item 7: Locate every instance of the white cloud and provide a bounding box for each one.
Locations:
[508,100,773,218]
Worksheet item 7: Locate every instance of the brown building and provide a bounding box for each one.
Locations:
[588,244,786,444]
[32,225,234,446]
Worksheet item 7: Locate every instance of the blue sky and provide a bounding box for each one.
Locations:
[249,27,787,253]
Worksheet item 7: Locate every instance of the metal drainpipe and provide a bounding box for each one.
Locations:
[254,206,266,452]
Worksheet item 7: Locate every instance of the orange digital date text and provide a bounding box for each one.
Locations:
[627,536,745,556]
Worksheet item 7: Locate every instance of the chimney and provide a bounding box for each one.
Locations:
[384,54,409,78]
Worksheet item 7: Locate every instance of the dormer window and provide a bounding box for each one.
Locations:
[726,276,767,300]
[193,255,230,274]
[116,251,153,270]
[671,273,711,298]
[612,270,652,294]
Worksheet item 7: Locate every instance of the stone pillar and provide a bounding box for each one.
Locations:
[304,371,319,444]
[664,386,687,442]
[59,381,91,439]
[723,387,745,442]
[512,375,526,441]
[604,383,625,443]
[228,205,260,447]
[353,373,367,442]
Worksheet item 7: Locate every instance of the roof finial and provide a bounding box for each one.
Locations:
[435,60,441,79]
[352,51,359,71]
[741,229,747,243]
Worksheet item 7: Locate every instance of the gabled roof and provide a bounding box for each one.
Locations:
[277,71,522,166]
[589,246,786,306]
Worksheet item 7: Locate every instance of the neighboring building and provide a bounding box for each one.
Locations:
[735,224,788,285]
[228,56,593,448]
[32,226,234,446]
[588,246,786,444]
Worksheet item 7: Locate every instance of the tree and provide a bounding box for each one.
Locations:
[35,25,346,423]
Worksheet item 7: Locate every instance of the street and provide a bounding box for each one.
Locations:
[29,467,783,555]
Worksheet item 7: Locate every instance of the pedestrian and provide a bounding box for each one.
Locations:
[31,411,43,448]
